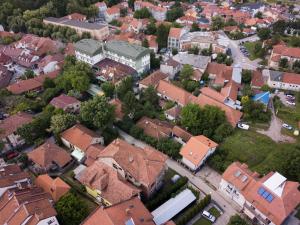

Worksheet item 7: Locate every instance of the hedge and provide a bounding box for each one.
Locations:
[145,176,188,211]
[175,194,211,225]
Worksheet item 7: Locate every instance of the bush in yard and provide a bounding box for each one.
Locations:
[175,194,211,225]
[129,125,144,139]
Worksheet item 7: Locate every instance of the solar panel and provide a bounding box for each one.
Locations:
[262,191,269,199]
[266,194,274,203]
[258,187,265,195]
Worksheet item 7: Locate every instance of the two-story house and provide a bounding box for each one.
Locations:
[180,135,218,171]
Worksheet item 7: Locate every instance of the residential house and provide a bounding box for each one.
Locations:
[168,28,188,49]
[0,163,31,197]
[146,35,158,53]
[81,197,155,225]
[105,6,120,22]
[205,62,235,86]
[134,1,167,21]
[36,174,70,202]
[50,94,81,112]
[27,141,72,174]
[160,58,181,79]
[269,44,300,69]
[6,69,60,94]
[265,69,300,91]
[219,162,300,225]
[97,138,168,198]
[139,70,168,90]
[37,53,64,74]
[172,52,211,73]
[84,144,105,166]
[78,160,141,206]
[165,105,181,121]
[0,65,12,89]
[0,112,33,152]
[43,17,109,41]
[0,187,59,225]
[176,16,197,27]
[136,116,173,139]
[251,70,265,89]
[95,2,107,18]
[171,126,193,145]
[180,135,218,171]
[61,124,104,162]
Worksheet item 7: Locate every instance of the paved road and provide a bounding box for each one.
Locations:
[118,128,241,225]
[219,31,260,70]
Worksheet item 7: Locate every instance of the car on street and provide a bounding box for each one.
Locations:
[282,123,293,130]
[286,101,295,106]
[202,210,216,223]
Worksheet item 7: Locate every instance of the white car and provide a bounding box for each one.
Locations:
[286,101,296,106]
[282,123,293,130]
[237,123,250,130]
[202,210,216,223]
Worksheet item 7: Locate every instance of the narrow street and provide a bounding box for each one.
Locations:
[117,128,241,225]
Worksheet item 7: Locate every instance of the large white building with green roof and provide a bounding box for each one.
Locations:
[75,39,151,73]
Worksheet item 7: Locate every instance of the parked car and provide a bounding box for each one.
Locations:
[6,152,19,160]
[282,123,293,130]
[237,123,250,130]
[286,101,296,106]
[286,94,295,100]
[202,210,216,223]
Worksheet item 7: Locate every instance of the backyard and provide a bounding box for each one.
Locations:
[193,206,221,225]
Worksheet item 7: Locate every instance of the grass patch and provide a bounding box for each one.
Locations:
[208,207,221,218]
[244,41,262,61]
[208,129,299,178]
[193,218,212,225]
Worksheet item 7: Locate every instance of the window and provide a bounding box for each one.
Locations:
[112,163,118,169]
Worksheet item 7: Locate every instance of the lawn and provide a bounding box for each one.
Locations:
[276,103,300,128]
[193,218,212,225]
[243,41,262,61]
[208,207,221,218]
[209,129,299,178]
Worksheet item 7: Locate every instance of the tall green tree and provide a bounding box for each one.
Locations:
[179,64,194,81]
[50,113,77,134]
[156,24,170,49]
[80,96,115,130]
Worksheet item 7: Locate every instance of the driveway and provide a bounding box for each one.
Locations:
[256,100,295,143]
[118,128,241,225]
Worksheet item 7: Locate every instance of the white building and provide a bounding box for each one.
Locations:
[265,69,300,91]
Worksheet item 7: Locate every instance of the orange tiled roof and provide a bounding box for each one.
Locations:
[200,87,227,103]
[172,126,192,143]
[109,98,124,120]
[85,144,105,166]
[272,44,300,59]
[36,174,70,202]
[28,141,72,169]
[180,135,218,166]
[98,139,168,189]
[282,72,300,85]
[61,124,101,152]
[79,160,140,205]
[82,197,155,225]
[139,71,168,88]
[169,28,184,39]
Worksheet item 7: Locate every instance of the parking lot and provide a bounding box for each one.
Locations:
[276,91,296,107]
[239,45,250,58]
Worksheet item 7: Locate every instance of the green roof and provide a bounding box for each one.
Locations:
[105,40,151,60]
[74,39,103,56]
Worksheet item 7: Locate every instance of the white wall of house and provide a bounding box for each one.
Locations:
[267,77,300,91]
[244,200,275,225]
[219,179,245,207]
[75,50,104,65]
[181,157,197,170]
[37,216,60,225]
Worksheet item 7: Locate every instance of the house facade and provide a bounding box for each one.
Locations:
[180,135,218,171]
[219,162,300,225]
[269,44,300,69]
[134,1,167,21]
[265,69,300,91]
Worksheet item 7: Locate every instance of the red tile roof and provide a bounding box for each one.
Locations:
[282,72,300,85]
[272,44,300,58]
[50,94,80,109]
[139,71,168,88]
[82,197,155,225]
[251,70,264,88]
[36,174,70,202]
[168,28,184,39]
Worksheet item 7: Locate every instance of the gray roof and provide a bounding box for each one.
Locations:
[172,52,211,70]
[44,17,107,30]
[74,39,103,56]
[151,189,196,225]
[269,70,284,82]
[105,40,151,60]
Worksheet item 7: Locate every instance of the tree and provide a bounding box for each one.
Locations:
[254,11,263,19]
[22,69,35,80]
[142,38,149,48]
[272,20,286,34]
[55,192,89,225]
[166,5,184,22]
[211,16,224,30]
[145,21,157,35]
[257,28,271,41]
[80,96,115,130]
[293,60,300,73]
[180,65,194,81]
[279,58,288,68]
[122,91,138,117]
[8,15,26,33]
[190,22,200,32]
[172,48,178,55]
[50,113,77,134]
[289,36,300,47]
[43,77,56,89]
[241,70,252,84]
[134,7,151,19]
[228,215,249,225]
[116,76,133,99]
[128,0,135,9]
[156,24,170,49]
[188,46,199,55]
[140,86,159,107]
[101,82,115,98]
[120,7,128,17]
[150,52,160,70]
[243,100,271,123]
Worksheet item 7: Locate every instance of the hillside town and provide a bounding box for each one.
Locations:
[0,0,300,225]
